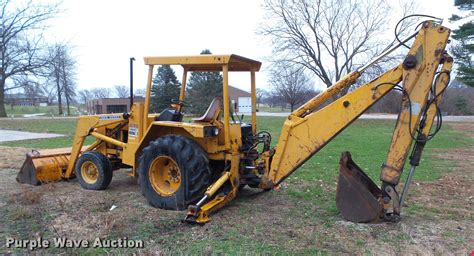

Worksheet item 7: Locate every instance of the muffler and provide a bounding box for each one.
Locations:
[17,150,71,185]
[336,152,384,223]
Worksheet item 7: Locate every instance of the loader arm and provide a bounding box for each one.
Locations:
[17,115,129,185]
[260,21,451,221]
[64,116,128,178]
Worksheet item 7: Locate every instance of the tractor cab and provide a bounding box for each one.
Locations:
[139,55,262,153]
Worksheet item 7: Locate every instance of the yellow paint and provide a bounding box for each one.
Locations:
[143,54,261,72]
[90,132,126,148]
[205,171,230,197]
[292,71,360,118]
[251,70,257,134]
[420,60,453,136]
[148,156,181,196]
[265,65,403,185]
[380,22,451,184]
[223,64,231,150]
[80,160,99,184]
[143,65,154,136]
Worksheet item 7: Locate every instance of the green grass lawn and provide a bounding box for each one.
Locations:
[251,116,471,214]
[257,104,291,112]
[3,105,80,117]
[1,116,468,183]
[0,118,94,148]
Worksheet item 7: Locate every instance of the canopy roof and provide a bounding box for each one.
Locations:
[143,54,261,72]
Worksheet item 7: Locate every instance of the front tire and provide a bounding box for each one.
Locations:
[139,135,211,210]
[75,151,113,190]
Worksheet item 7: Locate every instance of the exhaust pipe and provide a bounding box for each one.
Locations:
[130,57,135,110]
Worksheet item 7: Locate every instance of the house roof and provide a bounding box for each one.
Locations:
[143,54,261,72]
[228,85,251,96]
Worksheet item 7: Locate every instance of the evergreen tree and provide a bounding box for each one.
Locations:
[150,65,181,113]
[187,49,223,114]
[450,0,473,86]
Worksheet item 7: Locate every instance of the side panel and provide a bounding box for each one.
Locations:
[122,103,144,169]
[129,123,223,169]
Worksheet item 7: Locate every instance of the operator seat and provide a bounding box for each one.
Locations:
[193,98,221,122]
[155,107,183,122]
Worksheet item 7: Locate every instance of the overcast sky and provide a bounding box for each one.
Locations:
[42,0,457,94]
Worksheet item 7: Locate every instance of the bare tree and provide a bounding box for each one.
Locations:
[46,43,76,116]
[270,65,315,111]
[91,88,111,99]
[256,88,267,109]
[19,76,42,101]
[260,0,408,96]
[114,85,129,98]
[0,0,60,117]
[77,89,92,105]
[7,75,43,109]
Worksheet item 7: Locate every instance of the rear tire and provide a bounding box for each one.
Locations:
[138,135,211,210]
[75,151,113,190]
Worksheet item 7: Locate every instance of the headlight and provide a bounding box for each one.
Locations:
[213,128,219,136]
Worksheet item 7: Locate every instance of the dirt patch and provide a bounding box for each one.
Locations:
[0,146,29,169]
[448,122,474,138]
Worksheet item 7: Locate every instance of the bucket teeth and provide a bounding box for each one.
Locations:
[336,152,384,223]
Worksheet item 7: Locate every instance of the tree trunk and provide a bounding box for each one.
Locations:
[290,103,295,112]
[0,80,6,117]
[66,96,70,116]
[56,79,63,115]
[58,96,63,115]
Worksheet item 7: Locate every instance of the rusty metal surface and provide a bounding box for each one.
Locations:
[336,152,383,223]
[17,153,40,185]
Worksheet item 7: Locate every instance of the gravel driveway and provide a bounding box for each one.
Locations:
[0,130,63,142]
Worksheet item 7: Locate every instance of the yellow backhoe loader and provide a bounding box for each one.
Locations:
[17,20,452,224]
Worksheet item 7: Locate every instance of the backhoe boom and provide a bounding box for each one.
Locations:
[260,21,452,222]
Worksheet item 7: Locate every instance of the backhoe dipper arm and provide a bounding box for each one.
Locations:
[381,54,452,217]
[380,24,451,186]
[261,21,451,190]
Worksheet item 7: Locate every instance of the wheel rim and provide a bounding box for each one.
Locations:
[81,160,99,184]
[148,156,181,196]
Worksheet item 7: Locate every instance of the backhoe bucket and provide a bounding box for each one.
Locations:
[17,149,72,185]
[336,152,384,223]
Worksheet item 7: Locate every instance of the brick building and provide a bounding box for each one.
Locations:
[228,85,252,112]
[4,93,49,107]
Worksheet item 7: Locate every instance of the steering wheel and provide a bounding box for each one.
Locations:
[171,99,190,106]
[170,99,190,112]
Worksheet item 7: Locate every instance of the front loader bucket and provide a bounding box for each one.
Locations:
[17,149,72,185]
[336,152,384,223]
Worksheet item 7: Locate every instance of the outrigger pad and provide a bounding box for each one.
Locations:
[336,152,383,223]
